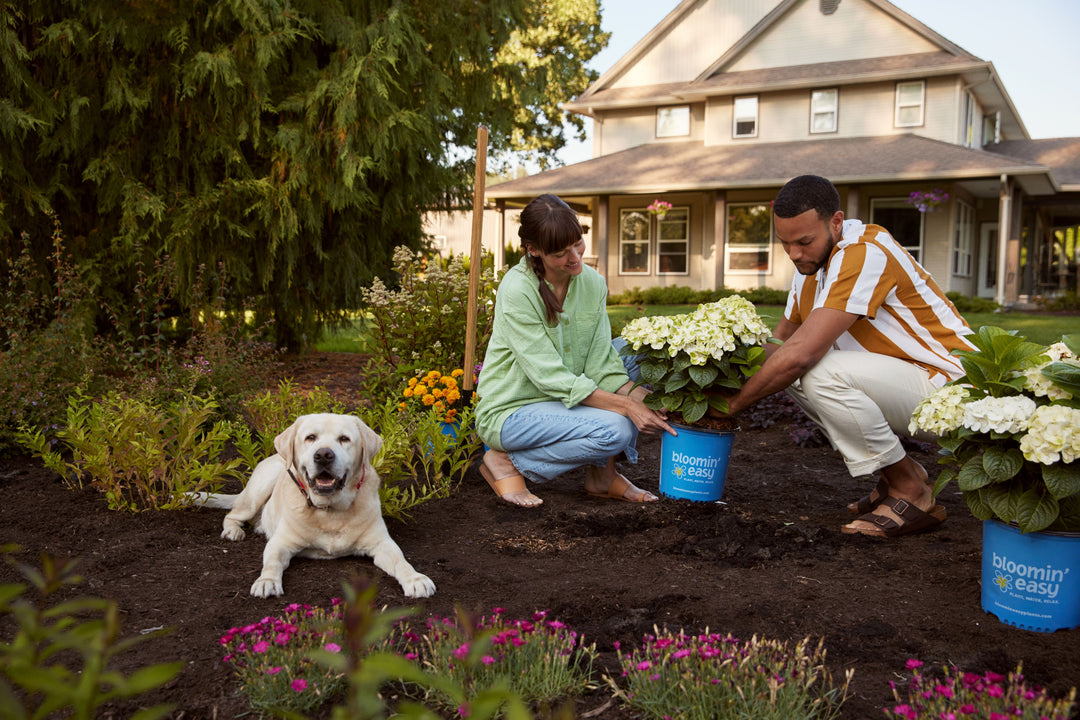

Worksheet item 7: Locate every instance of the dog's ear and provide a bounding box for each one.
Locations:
[274,417,302,468]
[353,416,383,465]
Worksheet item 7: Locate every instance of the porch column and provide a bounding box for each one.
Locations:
[495,199,506,270]
[594,195,609,282]
[712,190,727,290]
[995,175,1013,306]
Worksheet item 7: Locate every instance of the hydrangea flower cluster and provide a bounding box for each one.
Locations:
[886,659,1075,719]
[1023,341,1077,400]
[961,395,1037,434]
[908,384,968,436]
[621,295,770,366]
[1019,404,1080,465]
[615,628,850,720]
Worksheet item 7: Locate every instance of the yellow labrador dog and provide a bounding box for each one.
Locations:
[199,413,435,599]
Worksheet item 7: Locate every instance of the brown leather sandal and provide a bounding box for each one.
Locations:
[841,496,946,537]
[847,477,890,515]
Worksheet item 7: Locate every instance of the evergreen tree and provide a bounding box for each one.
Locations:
[0,0,607,348]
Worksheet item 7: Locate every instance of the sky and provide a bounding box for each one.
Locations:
[555,0,1080,166]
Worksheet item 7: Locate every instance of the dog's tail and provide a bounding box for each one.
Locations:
[187,492,239,509]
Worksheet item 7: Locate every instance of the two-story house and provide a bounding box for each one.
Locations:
[486,0,1080,306]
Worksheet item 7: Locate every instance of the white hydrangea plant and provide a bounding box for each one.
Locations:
[909,326,1080,533]
[620,296,772,425]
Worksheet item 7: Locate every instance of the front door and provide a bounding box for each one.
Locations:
[978,223,999,299]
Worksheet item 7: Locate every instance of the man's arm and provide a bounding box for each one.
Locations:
[721,307,859,415]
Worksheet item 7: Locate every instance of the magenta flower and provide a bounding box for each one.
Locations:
[481,655,495,665]
[324,642,341,653]
[266,666,282,675]
[252,641,269,654]
[291,678,307,692]
[906,659,924,670]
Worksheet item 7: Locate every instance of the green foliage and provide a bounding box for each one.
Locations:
[360,247,498,398]
[241,380,349,460]
[17,388,245,512]
[615,628,850,720]
[1,0,607,350]
[1035,291,1080,312]
[946,291,999,313]
[397,607,596,713]
[0,547,184,720]
[607,285,788,307]
[951,325,1047,398]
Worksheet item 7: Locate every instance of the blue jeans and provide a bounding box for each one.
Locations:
[498,338,644,484]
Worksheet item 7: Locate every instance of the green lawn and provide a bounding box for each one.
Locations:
[317,305,1079,353]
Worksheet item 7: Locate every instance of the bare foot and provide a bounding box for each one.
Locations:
[584,465,658,503]
[481,450,542,508]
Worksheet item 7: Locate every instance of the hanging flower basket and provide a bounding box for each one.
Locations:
[647,199,672,220]
[906,188,949,213]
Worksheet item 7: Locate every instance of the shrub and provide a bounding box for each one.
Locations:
[615,628,850,720]
[0,546,184,719]
[946,291,999,313]
[1035,291,1080,312]
[359,247,498,398]
[886,659,1075,719]
[18,388,245,512]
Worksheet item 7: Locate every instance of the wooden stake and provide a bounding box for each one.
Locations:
[463,125,488,391]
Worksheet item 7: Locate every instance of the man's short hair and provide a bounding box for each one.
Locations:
[773,175,841,220]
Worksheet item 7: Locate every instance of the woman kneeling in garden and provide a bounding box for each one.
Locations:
[475,194,674,508]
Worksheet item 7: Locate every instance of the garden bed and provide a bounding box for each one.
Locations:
[1,351,1077,718]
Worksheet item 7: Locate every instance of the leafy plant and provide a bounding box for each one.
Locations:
[619,296,772,424]
[910,327,1080,532]
[396,607,596,713]
[614,628,850,720]
[17,388,244,512]
[886,659,1075,719]
[241,380,350,460]
[0,546,183,719]
[359,247,498,397]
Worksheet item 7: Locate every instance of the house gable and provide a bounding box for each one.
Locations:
[720,0,946,76]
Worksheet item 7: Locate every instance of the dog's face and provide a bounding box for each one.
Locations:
[273,414,382,505]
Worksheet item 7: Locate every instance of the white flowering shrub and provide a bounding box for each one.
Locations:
[620,296,771,424]
[360,247,498,397]
[911,326,1080,533]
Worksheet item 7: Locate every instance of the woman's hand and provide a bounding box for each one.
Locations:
[625,396,676,436]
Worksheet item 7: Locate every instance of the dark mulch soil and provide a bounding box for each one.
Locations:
[1,351,1077,719]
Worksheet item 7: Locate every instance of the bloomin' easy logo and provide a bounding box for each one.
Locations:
[993,571,1012,592]
[992,552,1068,599]
[669,451,720,480]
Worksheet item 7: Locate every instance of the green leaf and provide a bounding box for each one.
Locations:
[1042,361,1080,395]
[1015,489,1059,534]
[121,662,184,694]
[681,397,707,424]
[1042,463,1080,500]
[639,360,668,386]
[687,364,718,388]
[707,395,730,415]
[664,371,690,393]
[932,466,956,498]
[1062,334,1080,356]
[964,488,996,521]
[957,455,993,491]
[981,446,1024,482]
[982,483,1019,523]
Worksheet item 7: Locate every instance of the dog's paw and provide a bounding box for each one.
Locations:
[221,523,245,542]
[250,577,284,598]
[400,573,436,598]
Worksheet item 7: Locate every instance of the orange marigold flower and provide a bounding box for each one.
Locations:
[408,377,419,387]
[403,387,414,398]
[414,384,427,395]
[422,394,436,406]
[451,368,464,378]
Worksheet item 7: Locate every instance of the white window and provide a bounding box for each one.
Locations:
[870,198,923,263]
[619,209,651,275]
[953,202,974,277]
[657,208,689,275]
[810,88,838,133]
[725,203,772,273]
[656,106,690,138]
[733,96,758,138]
[895,81,925,127]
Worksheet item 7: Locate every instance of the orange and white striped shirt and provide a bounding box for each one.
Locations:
[784,219,974,386]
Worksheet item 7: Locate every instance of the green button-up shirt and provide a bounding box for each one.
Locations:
[475,256,629,450]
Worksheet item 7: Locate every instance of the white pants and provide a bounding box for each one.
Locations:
[785,351,938,477]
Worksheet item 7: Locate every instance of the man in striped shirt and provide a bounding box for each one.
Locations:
[716,175,974,538]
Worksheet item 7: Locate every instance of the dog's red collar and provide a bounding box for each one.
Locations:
[287,464,366,510]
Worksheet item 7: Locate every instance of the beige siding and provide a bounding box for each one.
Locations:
[702,76,962,146]
[597,104,706,156]
[611,0,780,88]
[728,0,937,72]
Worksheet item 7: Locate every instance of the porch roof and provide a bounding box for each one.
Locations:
[487,134,1054,207]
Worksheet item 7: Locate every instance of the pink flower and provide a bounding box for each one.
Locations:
[672,649,692,660]
[252,641,269,654]
[481,655,495,665]
[636,661,652,671]
[291,678,307,692]
[324,642,341,653]
[453,643,470,660]
[891,704,916,719]
[266,666,282,675]
[906,659,924,670]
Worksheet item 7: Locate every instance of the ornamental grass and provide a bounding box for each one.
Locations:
[886,659,1076,719]
[614,627,850,720]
